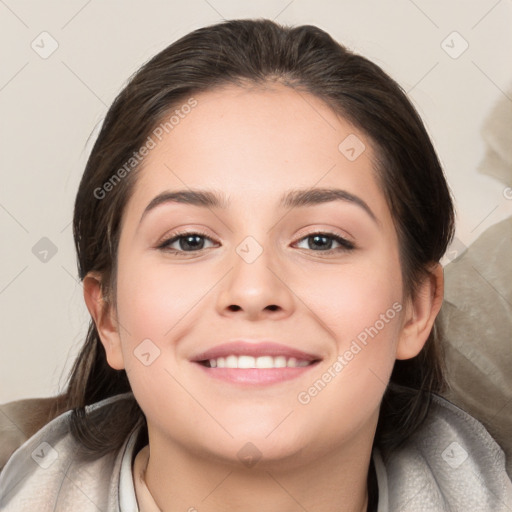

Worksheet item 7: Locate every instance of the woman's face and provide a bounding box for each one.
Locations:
[94,83,423,467]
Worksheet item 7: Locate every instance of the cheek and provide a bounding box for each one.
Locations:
[294,293,403,450]
[291,254,403,427]
[113,254,208,400]
[116,256,204,339]
[301,253,403,342]
[114,257,206,430]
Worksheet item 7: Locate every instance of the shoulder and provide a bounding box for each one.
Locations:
[0,394,68,472]
[380,394,512,511]
[0,392,136,512]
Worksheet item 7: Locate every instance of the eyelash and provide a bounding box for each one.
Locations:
[157,230,355,256]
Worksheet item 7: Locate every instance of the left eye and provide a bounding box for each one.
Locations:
[294,233,354,252]
[157,231,354,254]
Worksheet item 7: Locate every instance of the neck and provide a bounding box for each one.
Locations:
[143,428,374,512]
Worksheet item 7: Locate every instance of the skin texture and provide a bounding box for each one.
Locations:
[84,83,443,512]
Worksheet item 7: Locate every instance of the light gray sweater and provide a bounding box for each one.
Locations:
[1,392,511,511]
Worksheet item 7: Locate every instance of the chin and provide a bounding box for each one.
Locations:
[204,437,310,472]
[202,420,313,468]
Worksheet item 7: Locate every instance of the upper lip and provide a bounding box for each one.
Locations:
[191,341,322,362]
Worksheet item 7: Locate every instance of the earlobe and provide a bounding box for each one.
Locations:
[396,264,444,360]
[82,272,125,370]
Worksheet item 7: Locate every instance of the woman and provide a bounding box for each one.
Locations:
[1,18,511,511]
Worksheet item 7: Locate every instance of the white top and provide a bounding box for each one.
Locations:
[1,391,511,511]
[119,434,161,512]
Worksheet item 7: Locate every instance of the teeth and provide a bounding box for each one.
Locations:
[239,355,256,368]
[226,355,238,368]
[274,356,287,368]
[206,355,313,369]
[256,356,274,368]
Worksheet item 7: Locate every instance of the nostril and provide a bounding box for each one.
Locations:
[228,305,241,311]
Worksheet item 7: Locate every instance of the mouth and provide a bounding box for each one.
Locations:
[191,341,322,385]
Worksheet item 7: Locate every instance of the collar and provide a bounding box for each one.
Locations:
[2,391,510,511]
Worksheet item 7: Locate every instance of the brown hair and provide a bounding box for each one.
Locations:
[64,18,454,461]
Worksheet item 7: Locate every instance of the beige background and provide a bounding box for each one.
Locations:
[1,0,511,402]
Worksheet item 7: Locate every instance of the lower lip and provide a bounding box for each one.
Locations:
[193,362,319,385]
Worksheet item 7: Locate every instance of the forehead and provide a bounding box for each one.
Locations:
[123,83,391,224]
[146,82,371,171]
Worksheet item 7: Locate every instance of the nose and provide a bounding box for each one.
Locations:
[215,240,295,321]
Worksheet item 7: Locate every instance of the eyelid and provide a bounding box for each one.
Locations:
[294,226,355,245]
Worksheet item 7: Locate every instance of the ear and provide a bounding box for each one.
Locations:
[83,272,125,370]
[396,263,444,360]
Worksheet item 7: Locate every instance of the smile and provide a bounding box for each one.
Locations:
[191,340,322,385]
[193,357,320,385]
[199,355,314,368]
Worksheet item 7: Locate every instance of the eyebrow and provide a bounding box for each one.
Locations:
[139,187,378,225]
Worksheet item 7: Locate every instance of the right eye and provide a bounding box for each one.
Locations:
[157,230,218,254]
